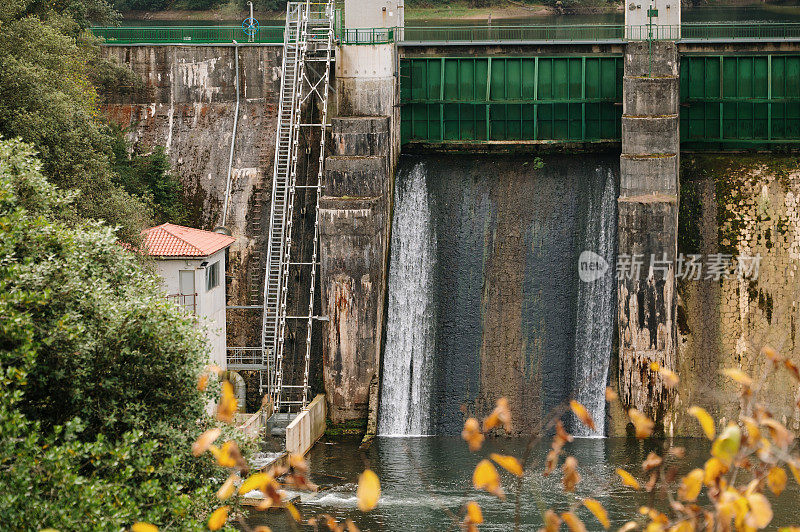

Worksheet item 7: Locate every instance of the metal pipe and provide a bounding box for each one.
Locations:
[221,41,240,228]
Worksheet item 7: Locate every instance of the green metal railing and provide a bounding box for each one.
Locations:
[90,25,285,44]
[90,22,800,45]
[399,24,626,43]
[339,27,395,45]
[681,22,800,41]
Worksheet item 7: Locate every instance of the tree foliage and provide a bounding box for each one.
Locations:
[0,1,189,243]
[0,138,220,529]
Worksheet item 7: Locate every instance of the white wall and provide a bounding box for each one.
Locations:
[625,0,680,37]
[154,249,228,369]
[344,0,403,29]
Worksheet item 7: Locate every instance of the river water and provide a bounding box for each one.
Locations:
[250,437,800,530]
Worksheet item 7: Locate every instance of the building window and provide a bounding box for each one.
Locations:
[206,261,220,292]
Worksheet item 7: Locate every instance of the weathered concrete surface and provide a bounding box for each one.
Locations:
[285,394,326,455]
[674,156,800,436]
[321,117,393,423]
[102,46,282,358]
[100,46,283,354]
[614,41,680,432]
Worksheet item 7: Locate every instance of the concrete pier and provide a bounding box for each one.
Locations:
[320,117,394,423]
[616,41,680,427]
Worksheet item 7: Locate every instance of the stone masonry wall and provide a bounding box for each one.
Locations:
[673,155,800,436]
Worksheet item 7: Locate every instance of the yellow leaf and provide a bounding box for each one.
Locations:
[745,493,773,529]
[562,511,587,532]
[239,472,270,495]
[253,527,273,532]
[570,400,596,431]
[286,503,301,522]
[543,510,562,532]
[131,524,158,532]
[703,457,728,486]
[722,368,753,388]
[687,406,715,440]
[345,520,360,532]
[605,387,618,402]
[789,460,800,485]
[191,428,221,457]
[618,522,639,532]
[628,408,654,439]
[473,459,503,498]
[741,416,761,445]
[197,372,209,391]
[677,469,704,502]
[616,468,640,490]
[767,466,788,496]
[465,501,483,524]
[658,367,679,388]
[641,451,662,472]
[562,456,581,492]
[357,469,381,511]
[583,498,610,529]
[217,473,238,501]
[207,506,229,531]
[216,381,238,423]
[761,345,781,363]
[761,418,794,449]
[490,453,523,476]
[461,418,484,452]
[209,441,237,468]
[711,423,741,467]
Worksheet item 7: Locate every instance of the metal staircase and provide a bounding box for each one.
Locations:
[260,0,334,412]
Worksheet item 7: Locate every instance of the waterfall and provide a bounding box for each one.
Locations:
[571,168,617,437]
[378,163,436,436]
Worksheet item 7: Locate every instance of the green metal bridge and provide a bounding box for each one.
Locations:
[90,22,800,46]
[90,23,800,148]
[400,54,800,148]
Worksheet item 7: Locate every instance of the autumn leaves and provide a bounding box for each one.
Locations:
[458,344,800,532]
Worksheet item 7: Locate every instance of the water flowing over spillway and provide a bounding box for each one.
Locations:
[378,163,436,436]
[379,154,618,436]
[571,168,617,437]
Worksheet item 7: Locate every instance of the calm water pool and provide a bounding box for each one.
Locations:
[249,436,800,531]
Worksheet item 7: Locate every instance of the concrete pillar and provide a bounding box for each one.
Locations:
[617,41,679,429]
[320,117,393,424]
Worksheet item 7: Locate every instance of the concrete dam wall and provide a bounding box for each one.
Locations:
[379,154,618,436]
[101,45,283,354]
[98,43,800,438]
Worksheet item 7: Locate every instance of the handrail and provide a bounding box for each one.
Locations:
[90,22,800,45]
[90,25,285,44]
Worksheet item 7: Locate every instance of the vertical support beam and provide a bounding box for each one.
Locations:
[533,57,539,141]
[768,55,773,141]
[719,56,724,142]
[581,56,587,141]
[486,57,492,140]
[617,41,680,434]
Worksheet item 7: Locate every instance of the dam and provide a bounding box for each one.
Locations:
[94,0,800,446]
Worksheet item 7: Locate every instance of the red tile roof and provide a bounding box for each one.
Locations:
[142,223,236,258]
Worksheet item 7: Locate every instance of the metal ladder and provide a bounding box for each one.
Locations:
[261,0,334,412]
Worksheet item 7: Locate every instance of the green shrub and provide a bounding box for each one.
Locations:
[0,138,230,529]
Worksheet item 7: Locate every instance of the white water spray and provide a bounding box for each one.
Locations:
[572,169,616,437]
[378,163,436,436]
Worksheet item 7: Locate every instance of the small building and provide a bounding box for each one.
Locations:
[142,223,236,368]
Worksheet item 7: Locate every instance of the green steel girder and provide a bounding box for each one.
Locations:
[681,54,800,146]
[400,56,623,144]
